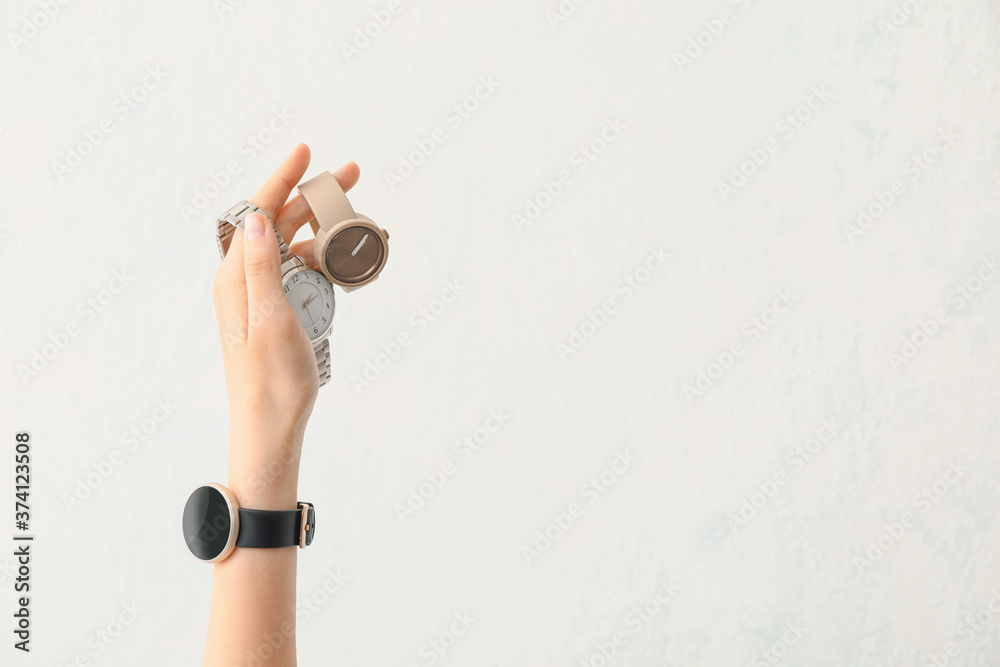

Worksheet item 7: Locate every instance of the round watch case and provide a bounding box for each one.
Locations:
[182,484,317,563]
[182,483,240,563]
[297,171,389,292]
[315,215,389,290]
[281,256,335,343]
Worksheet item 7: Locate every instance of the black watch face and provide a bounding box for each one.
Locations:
[325,225,385,283]
[182,486,235,561]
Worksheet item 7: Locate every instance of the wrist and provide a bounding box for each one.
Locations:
[227,426,303,511]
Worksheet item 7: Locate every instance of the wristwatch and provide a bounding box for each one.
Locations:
[216,200,288,259]
[216,201,334,387]
[297,171,389,292]
[182,483,316,563]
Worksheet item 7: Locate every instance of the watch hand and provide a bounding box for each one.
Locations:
[351,234,369,256]
[302,293,317,309]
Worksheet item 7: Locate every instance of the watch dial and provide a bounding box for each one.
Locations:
[284,268,335,341]
[182,486,233,561]
[325,225,385,283]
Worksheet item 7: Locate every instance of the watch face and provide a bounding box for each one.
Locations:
[284,268,335,341]
[324,225,386,284]
[182,485,235,562]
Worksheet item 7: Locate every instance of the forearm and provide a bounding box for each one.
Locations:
[203,429,304,667]
[202,144,338,666]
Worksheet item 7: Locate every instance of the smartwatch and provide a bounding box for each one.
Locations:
[182,483,316,563]
[297,171,390,292]
[216,201,334,387]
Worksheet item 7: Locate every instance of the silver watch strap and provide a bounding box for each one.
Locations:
[315,338,331,387]
[217,201,289,260]
[216,201,330,387]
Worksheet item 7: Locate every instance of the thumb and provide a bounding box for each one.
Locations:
[242,212,284,326]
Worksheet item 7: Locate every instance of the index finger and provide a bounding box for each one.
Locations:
[251,143,312,220]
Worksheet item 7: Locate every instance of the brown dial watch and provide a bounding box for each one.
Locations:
[297,171,389,292]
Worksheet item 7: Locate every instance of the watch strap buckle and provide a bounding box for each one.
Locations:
[298,502,316,548]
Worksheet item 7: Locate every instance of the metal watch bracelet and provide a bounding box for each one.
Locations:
[216,200,289,260]
[315,338,331,387]
[216,201,332,387]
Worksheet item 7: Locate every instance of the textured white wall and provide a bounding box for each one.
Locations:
[1,0,999,664]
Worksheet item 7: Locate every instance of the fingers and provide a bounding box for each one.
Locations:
[241,213,287,336]
[252,143,312,220]
[274,161,361,244]
[214,226,249,345]
[272,196,314,245]
[287,240,322,271]
[216,147,360,347]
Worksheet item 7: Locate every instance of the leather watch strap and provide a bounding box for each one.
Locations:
[217,200,289,260]
[235,502,315,549]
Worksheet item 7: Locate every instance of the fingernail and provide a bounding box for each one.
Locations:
[245,213,264,241]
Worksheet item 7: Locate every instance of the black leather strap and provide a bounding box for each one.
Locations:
[235,503,315,549]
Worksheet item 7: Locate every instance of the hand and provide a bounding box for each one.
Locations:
[211,144,359,489]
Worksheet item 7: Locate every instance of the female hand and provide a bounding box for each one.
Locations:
[211,143,359,505]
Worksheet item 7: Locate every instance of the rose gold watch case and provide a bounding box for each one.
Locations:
[203,482,240,564]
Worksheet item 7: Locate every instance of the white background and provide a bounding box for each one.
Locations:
[1,0,999,665]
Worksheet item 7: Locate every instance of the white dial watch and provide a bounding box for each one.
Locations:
[216,200,334,387]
